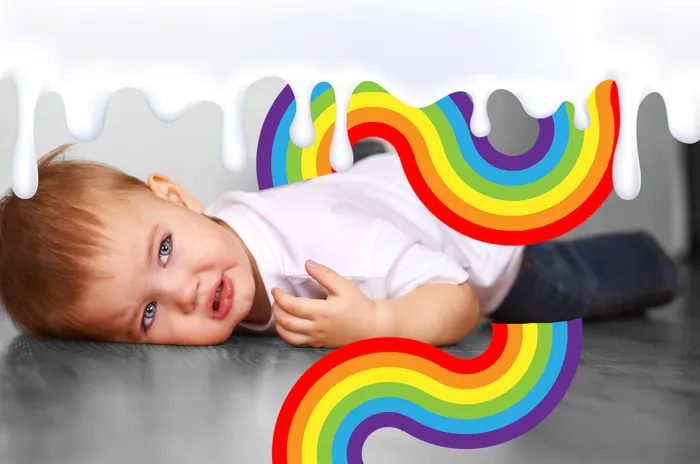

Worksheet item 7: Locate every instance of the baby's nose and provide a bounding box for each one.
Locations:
[167,280,197,314]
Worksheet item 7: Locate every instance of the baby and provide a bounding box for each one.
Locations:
[0,143,679,348]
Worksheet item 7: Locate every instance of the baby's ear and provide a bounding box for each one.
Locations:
[147,174,203,213]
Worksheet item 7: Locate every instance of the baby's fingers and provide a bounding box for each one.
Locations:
[271,287,322,320]
[275,322,311,347]
[272,303,314,335]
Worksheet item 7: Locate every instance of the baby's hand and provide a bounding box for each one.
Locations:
[271,260,378,348]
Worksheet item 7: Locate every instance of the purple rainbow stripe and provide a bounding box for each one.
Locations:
[448,93,556,170]
[345,320,582,462]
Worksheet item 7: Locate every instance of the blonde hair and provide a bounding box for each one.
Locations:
[0,143,151,339]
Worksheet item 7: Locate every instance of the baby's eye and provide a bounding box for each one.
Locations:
[143,302,157,332]
[159,235,173,265]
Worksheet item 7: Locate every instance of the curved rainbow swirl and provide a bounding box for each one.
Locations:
[272,322,583,463]
[255,80,619,245]
[257,81,587,461]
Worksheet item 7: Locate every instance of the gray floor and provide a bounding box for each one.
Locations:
[0,267,698,464]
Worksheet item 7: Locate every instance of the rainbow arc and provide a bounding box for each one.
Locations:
[272,321,583,463]
[256,80,619,245]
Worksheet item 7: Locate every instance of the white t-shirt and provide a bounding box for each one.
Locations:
[204,153,524,333]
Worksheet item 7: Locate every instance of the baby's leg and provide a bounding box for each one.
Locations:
[490,231,679,323]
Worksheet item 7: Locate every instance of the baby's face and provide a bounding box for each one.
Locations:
[75,179,257,345]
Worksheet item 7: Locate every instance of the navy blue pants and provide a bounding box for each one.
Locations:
[490,231,679,323]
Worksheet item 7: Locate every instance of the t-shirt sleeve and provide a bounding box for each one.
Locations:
[385,242,471,298]
[372,220,470,299]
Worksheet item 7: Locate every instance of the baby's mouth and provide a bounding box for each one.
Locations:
[208,275,233,320]
[213,282,223,312]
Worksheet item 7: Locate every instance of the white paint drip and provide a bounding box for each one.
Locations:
[1,0,698,201]
[9,71,39,199]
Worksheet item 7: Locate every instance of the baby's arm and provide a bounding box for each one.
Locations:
[374,282,482,346]
[271,260,482,348]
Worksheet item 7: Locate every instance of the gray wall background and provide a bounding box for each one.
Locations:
[0,77,689,257]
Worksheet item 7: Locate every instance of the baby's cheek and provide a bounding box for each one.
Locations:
[170,317,229,345]
[235,271,256,297]
[217,230,241,259]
